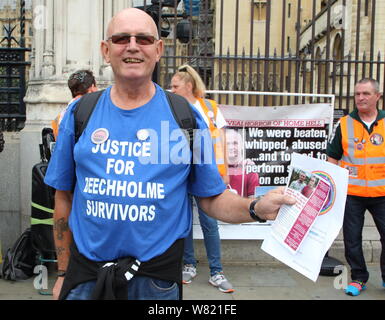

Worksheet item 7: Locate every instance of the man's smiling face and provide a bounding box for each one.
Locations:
[101,8,163,84]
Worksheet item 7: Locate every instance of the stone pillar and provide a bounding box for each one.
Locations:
[20,0,132,230]
[0,132,22,255]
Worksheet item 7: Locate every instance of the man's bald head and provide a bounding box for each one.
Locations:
[100,7,164,89]
[106,8,159,39]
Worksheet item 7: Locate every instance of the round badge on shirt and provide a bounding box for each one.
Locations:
[91,128,109,145]
[370,133,383,146]
[356,142,364,151]
[137,129,150,141]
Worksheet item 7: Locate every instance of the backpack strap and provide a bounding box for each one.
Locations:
[74,90,105,143]
[73,89,197,151]
[165,91,197,151]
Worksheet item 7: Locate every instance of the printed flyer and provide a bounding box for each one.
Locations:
[271,167,331,254]
[261,153,349,281]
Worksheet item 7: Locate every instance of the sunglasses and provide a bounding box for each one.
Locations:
[107,33,158,46]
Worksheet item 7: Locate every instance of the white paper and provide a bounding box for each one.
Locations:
[271,168,331,254]
[261,153,349,282]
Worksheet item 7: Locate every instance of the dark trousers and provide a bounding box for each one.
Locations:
[343,195,385,283]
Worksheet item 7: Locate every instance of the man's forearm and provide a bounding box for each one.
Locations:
[199,187,296,224]
[53,190,73,272]
[199,189,252,224]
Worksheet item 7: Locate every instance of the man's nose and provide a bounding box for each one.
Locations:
[126,36,139,49]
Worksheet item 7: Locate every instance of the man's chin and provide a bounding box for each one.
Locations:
[116,71,146,82]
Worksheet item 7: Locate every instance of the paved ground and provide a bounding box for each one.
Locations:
[0,263,383,301]
[184,263,385,300]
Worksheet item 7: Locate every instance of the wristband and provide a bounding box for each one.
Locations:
[249,199,267,223]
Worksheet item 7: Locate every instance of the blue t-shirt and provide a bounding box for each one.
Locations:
[44,84,225,262]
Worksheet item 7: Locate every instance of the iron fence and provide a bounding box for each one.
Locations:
[150,0,384,111]
[0,0,29,132]
[1,0,383,129]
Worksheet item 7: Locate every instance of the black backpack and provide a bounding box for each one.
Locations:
[1,228,37,281]
[73,90,197,150]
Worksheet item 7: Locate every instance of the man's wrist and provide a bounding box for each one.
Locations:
[249,198,266,223]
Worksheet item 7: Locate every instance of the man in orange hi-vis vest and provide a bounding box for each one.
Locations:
[171,65,234,293]
[327,78,385,296]
[52,70,98,139]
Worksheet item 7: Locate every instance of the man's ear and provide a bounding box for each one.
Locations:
[155,39,164,62]
[100,40,111,64]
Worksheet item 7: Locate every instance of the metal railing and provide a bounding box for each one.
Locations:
[0,0,29,132]
[1,0,383,129]
[150,0,384,112]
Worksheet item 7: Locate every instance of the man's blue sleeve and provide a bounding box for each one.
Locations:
[44,103,77,191]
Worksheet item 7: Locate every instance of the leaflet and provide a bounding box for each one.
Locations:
[271,168,331,254]
[261,153,349,282]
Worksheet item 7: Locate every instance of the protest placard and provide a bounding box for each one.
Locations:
[192,103,335,240]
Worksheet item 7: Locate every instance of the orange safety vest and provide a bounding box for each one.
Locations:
[51,114,60,140]
[52,97,79,139]
[339,115,385,197]
[197,98,227,177]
